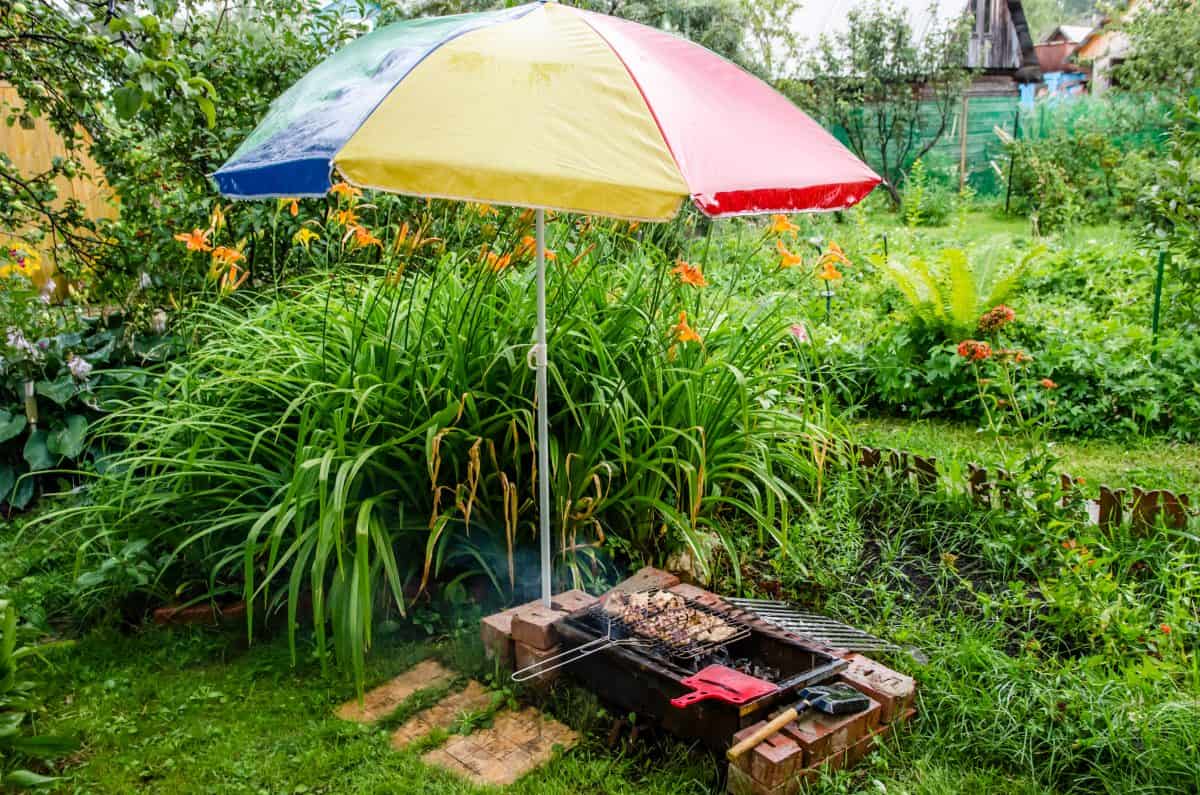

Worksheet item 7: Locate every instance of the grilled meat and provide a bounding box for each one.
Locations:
[603,590,740,648]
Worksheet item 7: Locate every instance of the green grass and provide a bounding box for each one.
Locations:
[850,416,1200,496]
[27,622,1062,795]
[32,626,725,794]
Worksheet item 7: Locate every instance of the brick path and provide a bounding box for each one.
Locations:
[335,658,455,723]
[421,706,579,786]
[335,661,578,787]
[391,680,495,748]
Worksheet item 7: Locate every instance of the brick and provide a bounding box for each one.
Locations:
[780,695,881,767]
[750,731,802,788]
[726,763,799,795]
[728,722,802,787]
[390,680,495,748]
[792,719,895,785]
[421,707,578,787]
[510,604,568,650]
[514,641,562,686]
[335,659,455,723]
[480,598,541,666]
[611,566,680,593]
[551,588,598,615]
[838,654,916,724]
[153,600,246,626]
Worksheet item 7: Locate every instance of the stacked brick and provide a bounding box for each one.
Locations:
[477,567,916,794]
[727,653,915,795]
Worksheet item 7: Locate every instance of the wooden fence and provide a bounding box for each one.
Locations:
[856,445,1195,532]
[1,82,116,280]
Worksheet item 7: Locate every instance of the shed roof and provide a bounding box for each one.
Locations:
[1042,24,1091,44]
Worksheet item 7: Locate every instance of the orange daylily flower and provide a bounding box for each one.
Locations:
[672,311,702,345]
[279,197,299,216]
[349,225,382,249]
[769,214,799,236]
[816,261,842,281]
[329,182,361,200]
[670,259,709,288]
[174,228,212,252]
[628,221,641,232]
[473,203,499,218]
[515,234,556,261]
[570,243,596,267]
[818,241,850,268]
[333,207,359,227]
[776,239,803,268]
[219,263,249,294]
[211,245,245,265]
[485,251,513,272]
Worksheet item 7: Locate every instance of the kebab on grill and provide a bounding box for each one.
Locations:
[603,589,739,645]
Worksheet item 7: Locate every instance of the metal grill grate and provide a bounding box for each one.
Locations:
[601,588,751,662]
[725,598,904,656]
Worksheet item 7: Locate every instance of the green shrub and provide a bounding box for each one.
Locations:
[46,222,824,691]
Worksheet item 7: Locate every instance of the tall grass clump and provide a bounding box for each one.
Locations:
[48,231,825,687]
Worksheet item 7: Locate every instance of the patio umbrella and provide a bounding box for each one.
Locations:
[214,0,880,608]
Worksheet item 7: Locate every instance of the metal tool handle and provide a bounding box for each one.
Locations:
[510,636,615,682]
[726,703,807,761]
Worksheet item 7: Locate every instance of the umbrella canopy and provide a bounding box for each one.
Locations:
[213,1,879,218]
[214,0,879,610]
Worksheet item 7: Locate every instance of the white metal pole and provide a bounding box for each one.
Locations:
[535,208,552,608]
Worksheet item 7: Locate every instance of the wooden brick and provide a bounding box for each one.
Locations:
[838,654,915,724]
[551,588,598,615]
[510,604,568,650]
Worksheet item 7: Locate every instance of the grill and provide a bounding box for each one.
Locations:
[512,589,750,682]
[515,586,849,750]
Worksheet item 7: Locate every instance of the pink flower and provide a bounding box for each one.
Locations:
[789,323,810,344]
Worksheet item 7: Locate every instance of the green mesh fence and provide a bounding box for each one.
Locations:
[830,92,1171,197]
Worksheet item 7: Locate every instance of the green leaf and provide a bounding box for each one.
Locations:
[0,410,26,444]
[47,415,88,460]
[195,96,216,129]
[36,375,75,406]
[112,85,144,120]
[3,769,60,788]
[0,464,13,502]
[23,430,55,471]
[9,476,34,510]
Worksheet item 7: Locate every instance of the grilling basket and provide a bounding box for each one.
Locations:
[511,588,750,682]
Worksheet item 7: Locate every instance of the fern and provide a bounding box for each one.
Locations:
[881,246,1042,340]
[943,249,978,334]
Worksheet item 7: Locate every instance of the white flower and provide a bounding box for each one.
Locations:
[139,272,153,290]
[6,327,36,356]
[150,308,167,335]
[68,353,93,380]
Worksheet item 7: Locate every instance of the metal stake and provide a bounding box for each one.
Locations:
[1151,249,1167,365]
[535,208,552,607]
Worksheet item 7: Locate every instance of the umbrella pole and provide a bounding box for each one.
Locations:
[535,208,552,608]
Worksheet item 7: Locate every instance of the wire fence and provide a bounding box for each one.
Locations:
[846,92,1174,197]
